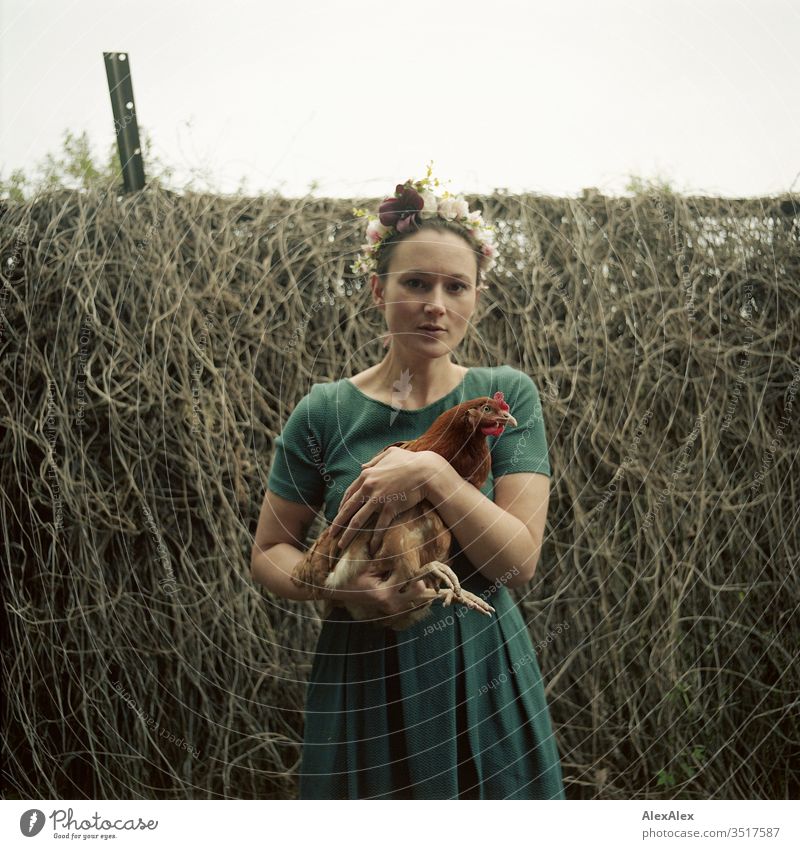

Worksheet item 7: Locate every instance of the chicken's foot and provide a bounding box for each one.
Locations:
[398,560,463,598]
[439,587,495,617]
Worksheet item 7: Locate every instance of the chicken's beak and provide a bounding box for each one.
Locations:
[501,412,518,428]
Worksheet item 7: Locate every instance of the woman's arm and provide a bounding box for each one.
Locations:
[423,456,549,589]
[252,542,347,604]
[251,488,343,603]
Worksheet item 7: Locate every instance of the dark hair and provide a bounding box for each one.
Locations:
[374,217,487,290]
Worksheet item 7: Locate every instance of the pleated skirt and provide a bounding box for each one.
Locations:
[298,568,566,800]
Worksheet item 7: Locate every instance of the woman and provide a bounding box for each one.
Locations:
[250,168,566,799]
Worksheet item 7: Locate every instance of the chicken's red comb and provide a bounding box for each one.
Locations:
[493,391,510,412]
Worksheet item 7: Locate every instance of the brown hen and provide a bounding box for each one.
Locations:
[291,392,517,630]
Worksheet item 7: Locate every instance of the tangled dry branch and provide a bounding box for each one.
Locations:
[0,184,798,799]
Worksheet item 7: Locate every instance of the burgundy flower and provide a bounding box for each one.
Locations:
[378,182,424,233]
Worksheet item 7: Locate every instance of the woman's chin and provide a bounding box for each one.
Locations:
[413,331,452,349]
[391,332,460,358]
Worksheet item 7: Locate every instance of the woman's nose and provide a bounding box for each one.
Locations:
[423,291,446,313]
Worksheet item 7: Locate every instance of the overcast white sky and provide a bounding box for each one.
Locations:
[1,0,798,198]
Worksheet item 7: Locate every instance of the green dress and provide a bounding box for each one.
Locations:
[267,365,566,799]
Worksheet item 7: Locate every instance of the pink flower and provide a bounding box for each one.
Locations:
[366,219,389,244]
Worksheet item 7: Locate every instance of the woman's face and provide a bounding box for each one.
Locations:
[371,228,480,357]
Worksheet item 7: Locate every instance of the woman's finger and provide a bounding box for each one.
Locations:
[328,507,345,536]
[368,507,395,557]
[339,476,362,509]
[360,448,388,469]
[330,491,361,537]
[337,500,373,549]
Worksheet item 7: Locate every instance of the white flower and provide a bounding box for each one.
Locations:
[453,197,470,219]
[437,197,460,220]
[437,195,470,221]
[419,190,439,218]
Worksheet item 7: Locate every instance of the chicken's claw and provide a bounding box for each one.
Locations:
[438,587,495,617]
[418,561,463,598]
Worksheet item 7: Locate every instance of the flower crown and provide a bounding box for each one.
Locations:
[350,162,498,280]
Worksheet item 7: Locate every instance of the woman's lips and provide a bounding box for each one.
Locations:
[419,326,446,337]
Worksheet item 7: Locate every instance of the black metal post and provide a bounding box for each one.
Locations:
[103,52,146,192]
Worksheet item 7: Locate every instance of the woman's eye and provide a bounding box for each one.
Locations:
[403,279,466,292]
[377,570,393,582]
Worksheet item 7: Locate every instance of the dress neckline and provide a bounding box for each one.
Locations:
[342,368,474,414]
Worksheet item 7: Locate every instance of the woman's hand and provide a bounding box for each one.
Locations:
[331,566,440,619]
[329,448,446,554]
[328,563,496,622]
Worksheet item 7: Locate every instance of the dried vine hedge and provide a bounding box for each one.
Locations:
[0,183,798,800]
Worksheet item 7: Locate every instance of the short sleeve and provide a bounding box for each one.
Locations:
[267,384,328,507]
[491,370,551,478]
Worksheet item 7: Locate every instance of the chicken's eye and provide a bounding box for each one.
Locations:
[482,404,492,413]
